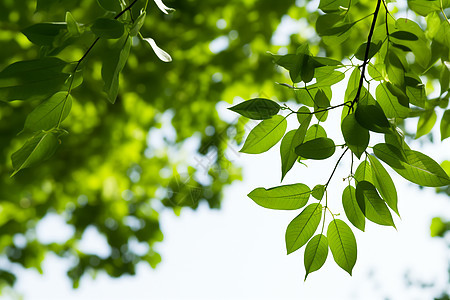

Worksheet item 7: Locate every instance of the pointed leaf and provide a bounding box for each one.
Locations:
[228,98,281,120]
[355,181,396,227]
[280,115,312,180]
[416,110,437,139]
[248,183,311,210]
[355,97,391,133]
[23,92,72,132]
[373,143,450,187]
[22,23,67,46]
[11,132,59,176]
[441,110,450,141]
[0,57,69,102]
[97,0,122,12]
[91,18,124,39]
[101,35,132,103]
[342,114,369,159]
[390,30,419,41]
[354,160,373,183]
[286,204,322,254]
[240,115,287,154]
[355,41,381,61]
[304,234,328,280]
[312,184,325,200]
[129,11,146,36]
[376,82,410,118]
[143,37,172,62]
[367,155,399,216]
[342,185,365,231]
[327,219,357,275]
[295,137,336,160]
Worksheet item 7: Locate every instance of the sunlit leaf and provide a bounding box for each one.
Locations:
[368,155,399,216]
[355,181,396,228]
[228,98,281,120]
[342,185,365,231]
[416,110,437,139]
[280,115,312,180]
[248,183,311,210]
[295,137,336,160]
[11,132,59,176]
[341,114,369,159]
[304,234,328,280]
[312,184,325,200]
[240,115,287,154]
[373,143,450,187]
[23,92,72,132]
[286,203,322,254]
[441,110,450,140]
[327,219,357,275]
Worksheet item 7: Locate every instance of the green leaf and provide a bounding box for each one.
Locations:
[286,203,322,254]
[341,114,369,159]
[304,124,327,141]
[308,66,345,89]
[385,50,405,87]
[228,98,281,120]
[416,110,437,139]
[342,185,365,231]
[441,110,450,140]
[373,143,450,187]
[327,219,357,275]
[297,106,311,124]
[314,89,330,122]
[240,115,287,154]
[91,18,124,39]
[22,23,67,46]
[23,92,72,132]
[390,30,419,41]
[129,11,146,36]
[355,181,396,227]
[354,160,373,183]
[316,14,355,37]
[248,183,312,210]
[101,34,132,103]
[368,155,399,216]
[66,12,81,36]
[405,75,426,108]
[355,42,382,61]
[280,115,312,180]
[408,0,441,16]
[386,82,409,108]
[312,184,325,200]
[376,83,410,118]
[355,96,391,133]
[0,57,69,102]
[97,0,122,12]
[295,137,336,160]
[11,132,59,176]
[319,0,350,12]
[304,234,328,280]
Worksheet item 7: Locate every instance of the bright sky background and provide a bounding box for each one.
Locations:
[4,4,450,299]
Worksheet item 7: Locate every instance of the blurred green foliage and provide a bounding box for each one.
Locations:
[0,0,312,288]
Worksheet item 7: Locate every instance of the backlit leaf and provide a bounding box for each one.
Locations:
[286,203,322,254]
[228,98,281,120]
[341,114,369,159]
[342,185,365,231]
[327,219,357,275]
[368,155,399,216]
[295,137,336,160]
[23,92,72,132]
[441,110,450,140]
[248,183,311,210]
[304,234,328,280]
[240,115,287,154]
[11,132,59,176]
[373,143,450,186]
[355,181,396,227]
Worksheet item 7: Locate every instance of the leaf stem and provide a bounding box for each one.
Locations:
[325,147,349,188]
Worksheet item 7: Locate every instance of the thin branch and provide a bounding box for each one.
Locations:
[349,0,382,113]
[325,147,349,188]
